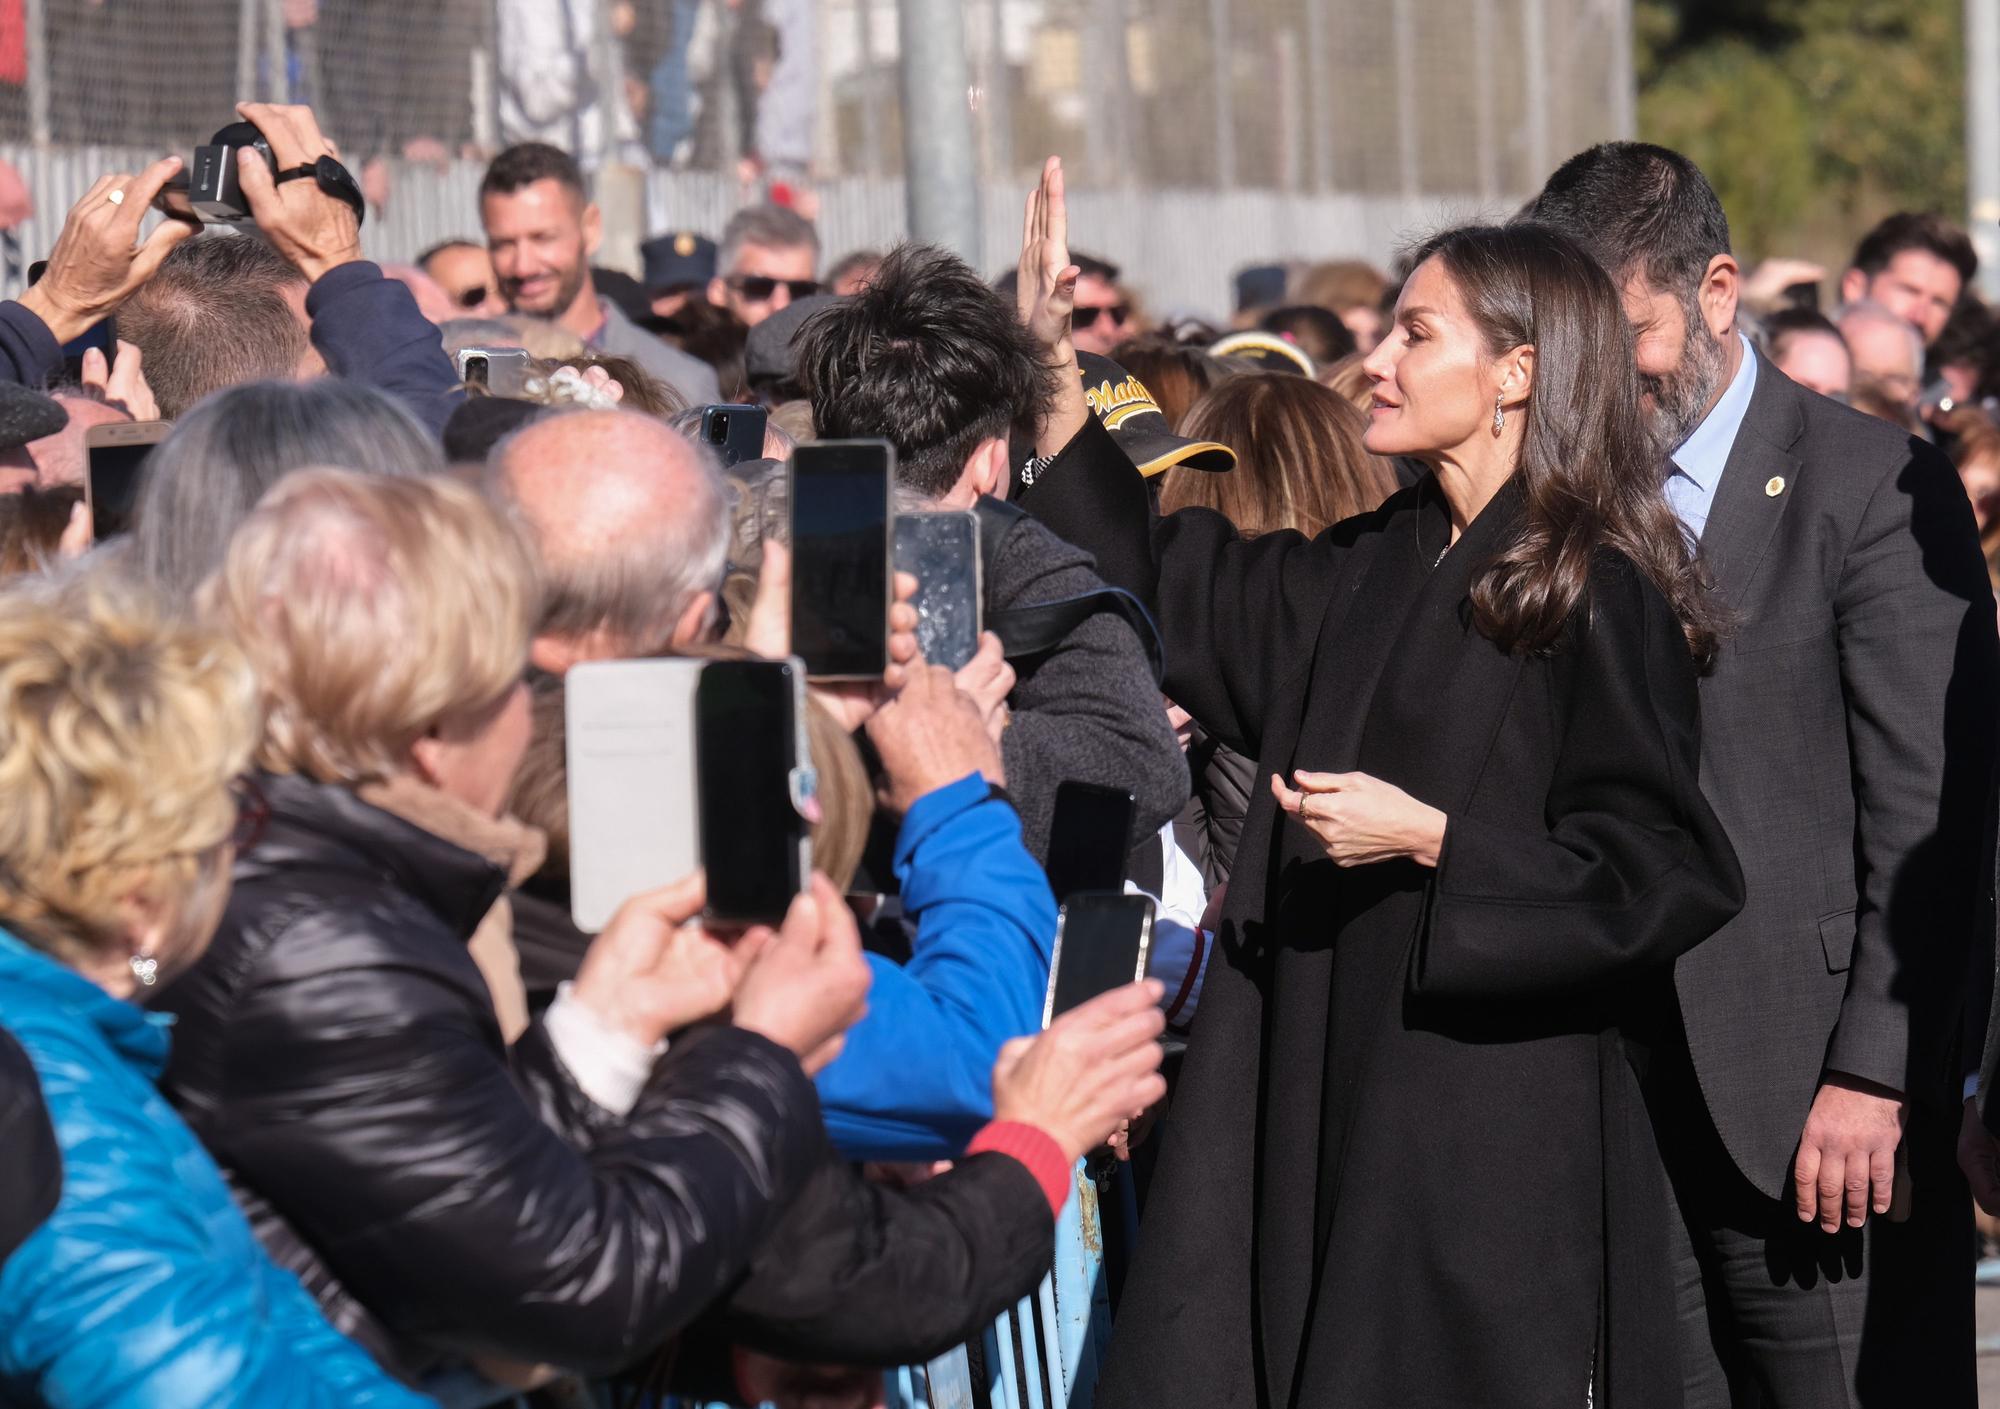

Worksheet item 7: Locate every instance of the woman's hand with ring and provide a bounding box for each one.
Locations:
[1271,769,1447,868]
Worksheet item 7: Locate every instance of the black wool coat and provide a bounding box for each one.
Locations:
[1022,420,1744,1409]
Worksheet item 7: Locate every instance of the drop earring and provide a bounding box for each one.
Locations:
[1492,394,1505,436]
[129,950,158,988]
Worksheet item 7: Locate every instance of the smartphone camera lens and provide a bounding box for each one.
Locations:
[465,356,489,387]
[710,413,729,440]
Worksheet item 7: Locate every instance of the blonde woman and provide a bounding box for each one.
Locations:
[0,567,425,1409]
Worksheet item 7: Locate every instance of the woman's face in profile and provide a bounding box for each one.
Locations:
[1359,258,1497,463]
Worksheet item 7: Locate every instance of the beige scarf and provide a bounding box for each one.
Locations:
[358,774,547,1044]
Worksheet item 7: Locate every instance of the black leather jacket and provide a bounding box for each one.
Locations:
[157,773,1054,1379]
[0,1028,59,1268]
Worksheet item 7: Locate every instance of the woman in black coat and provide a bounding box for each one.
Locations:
[1017,177,1744,1409]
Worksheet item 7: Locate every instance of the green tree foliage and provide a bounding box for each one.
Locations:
[1637,0,1963,260]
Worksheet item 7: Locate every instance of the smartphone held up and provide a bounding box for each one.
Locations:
[565,655,815,934]
[85,420,170,540]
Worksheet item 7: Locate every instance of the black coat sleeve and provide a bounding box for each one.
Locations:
[1020,414,1369,761]
[0,302,65,388]
[0,1028,60,1268]
[708,1152,1055,1366]
[206,950,826,1376]
[1414,557,1745,1000]
[304,261,464,436]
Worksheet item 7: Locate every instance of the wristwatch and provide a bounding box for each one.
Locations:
[272,154,366,227]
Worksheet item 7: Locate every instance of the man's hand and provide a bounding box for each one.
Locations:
[16,159,196,344]
[1017,155,1089,458]
[1793,1073,1907,1231]
[992,980,1168,1164]
[79,339,158,421]
[570,872,747,1047]
[1271,769,1447,868]
[866,662,1006,814]
[952,631,1014,745]
[1959,1097,2000,1217]
[730,874,872,1075]
[234,102,363,283]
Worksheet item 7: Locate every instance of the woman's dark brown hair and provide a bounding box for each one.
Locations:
[1158,373,1397,539]
[1411,222,1721,665]
[1110,337,1233,431]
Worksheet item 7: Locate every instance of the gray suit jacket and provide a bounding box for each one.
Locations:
[592,296,722,407]
[1677,348,1998,1199]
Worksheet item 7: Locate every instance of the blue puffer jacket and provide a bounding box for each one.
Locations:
[0,930,430,1409]
[816,775,1058,1161]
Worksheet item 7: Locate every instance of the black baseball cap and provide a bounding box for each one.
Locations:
[1077,351,1235,477]
[0,381,67,451]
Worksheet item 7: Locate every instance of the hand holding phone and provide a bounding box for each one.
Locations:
[893,510,983,670]
[863,662,1005,813]
[789,440,894,680]
[568,873,745,1047]
[696,657,812,926]
[85,419,170,539]
[1044,891,1156,1024]
[993,979,1168,1164]
[457,346,533,397]
[730,875,873,1075]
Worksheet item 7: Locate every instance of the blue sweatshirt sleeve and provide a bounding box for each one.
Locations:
[0,301,65,387]
[305,261,463,437]
[816,775,1057,1162]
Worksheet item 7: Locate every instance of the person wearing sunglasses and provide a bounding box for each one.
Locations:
[708,204,822,328]
[419,239,509,319]
[1070,249,1137,357]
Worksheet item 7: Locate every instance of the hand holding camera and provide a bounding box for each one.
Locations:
[228,103,365,283]
[16,159,196,344]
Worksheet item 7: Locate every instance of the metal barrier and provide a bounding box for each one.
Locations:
[882,1160,1111,1409]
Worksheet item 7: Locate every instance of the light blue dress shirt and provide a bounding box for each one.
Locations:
[1665,332,1758,542]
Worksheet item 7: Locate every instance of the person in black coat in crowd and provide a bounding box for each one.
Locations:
[1013,162,1744,1408]
[157,468,1167,1399]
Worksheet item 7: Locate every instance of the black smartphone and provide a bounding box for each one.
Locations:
[1044,892,1156,1025]
[1045,781,1136,903]
[789,439,893,680]
[85,420,170,539]
[893,510,983,670]
[695,657,811,926]
[701,402,768,469]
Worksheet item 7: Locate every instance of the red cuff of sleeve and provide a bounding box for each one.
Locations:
[967,1120,1072,1214]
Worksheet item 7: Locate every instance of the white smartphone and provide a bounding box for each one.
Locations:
[563,658,706,933]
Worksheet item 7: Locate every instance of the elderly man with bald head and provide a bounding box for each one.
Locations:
[485,408,730,674]
[1837,299,1926,424]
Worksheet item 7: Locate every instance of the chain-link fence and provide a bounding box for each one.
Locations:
[3,0,1632,310]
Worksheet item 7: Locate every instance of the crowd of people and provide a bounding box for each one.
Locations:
[0,90,1999,1409]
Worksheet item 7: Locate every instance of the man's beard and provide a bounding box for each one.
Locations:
[506,262,589,318]
[1640,303,1730,456]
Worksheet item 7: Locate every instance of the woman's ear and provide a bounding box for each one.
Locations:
[1499,346,1537,410]
[408,732,449,790]
[114,880,171,961]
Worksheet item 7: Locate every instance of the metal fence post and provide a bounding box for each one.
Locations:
[1523,0,1551,186]
[1208,0,1235,188]
[22,0,46,144]
[264,0,288,104]
[236,0,260,103]
[1392,0,1419,199]
[1969,0,2000,299]
[898,0,981,260]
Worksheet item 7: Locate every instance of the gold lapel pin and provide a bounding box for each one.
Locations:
[1765,476,1786,497]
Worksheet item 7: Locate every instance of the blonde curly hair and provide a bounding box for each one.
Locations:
[0,566,259,965]
[209,468,540,786]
